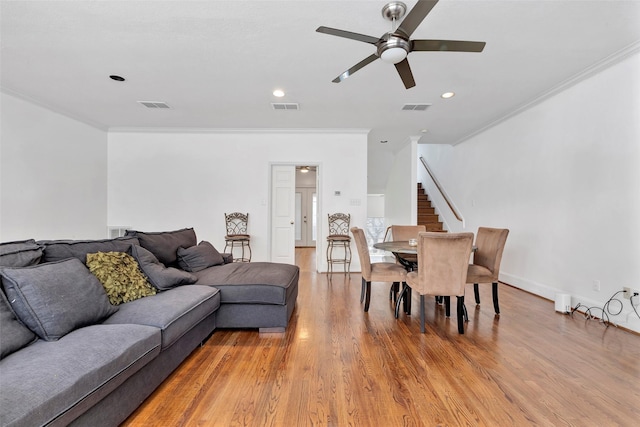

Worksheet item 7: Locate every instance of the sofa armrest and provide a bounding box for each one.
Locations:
[222,253,233,264]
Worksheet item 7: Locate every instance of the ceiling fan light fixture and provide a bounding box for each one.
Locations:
[378,35,410,64]
[380,46,407,64]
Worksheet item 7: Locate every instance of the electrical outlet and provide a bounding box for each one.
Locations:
[623,287,631,299]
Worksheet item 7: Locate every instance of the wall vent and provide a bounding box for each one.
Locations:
[138,101,171,109]
[402,103,431,111]
[271,103,299,110]
[107,226,131,239]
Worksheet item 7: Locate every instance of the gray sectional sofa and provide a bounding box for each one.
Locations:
[0,228,299,427]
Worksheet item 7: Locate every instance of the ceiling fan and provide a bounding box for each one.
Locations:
[316,0,486,89]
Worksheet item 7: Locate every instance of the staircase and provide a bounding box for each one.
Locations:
[417,183,445,231]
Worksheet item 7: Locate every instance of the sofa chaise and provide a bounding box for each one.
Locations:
[0,228,299,427]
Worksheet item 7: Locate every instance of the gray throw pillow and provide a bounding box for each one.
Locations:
[176,241,225,272]
[0,239,43,267]
[0,259,118,341]
[125,228,197,266]
[129,245,197,291]
[0,290,37,359]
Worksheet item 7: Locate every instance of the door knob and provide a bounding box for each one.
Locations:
[290,221,294,225]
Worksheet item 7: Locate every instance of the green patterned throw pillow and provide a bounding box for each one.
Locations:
[86,251,156,305]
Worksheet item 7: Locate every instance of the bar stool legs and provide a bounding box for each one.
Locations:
[327,239,351,275]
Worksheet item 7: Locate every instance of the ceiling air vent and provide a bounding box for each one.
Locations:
[402,103,431,111]
[138,101,171,109]
[271,103,299,110]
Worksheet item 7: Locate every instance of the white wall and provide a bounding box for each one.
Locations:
[384,137,418,226]
[107,131,368,272]
[419,51,640,332]
[0,92,108,240]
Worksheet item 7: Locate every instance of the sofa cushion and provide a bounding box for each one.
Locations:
[39,236,140,263]
[0,324,160,427]
[177,241,225,272]
[0,291,37,360]
[129,245,197,291]
[86,251,156,305]
[103,285,220,349]
[0,259,118,341]
[193,262,300,305]
[0,239,42,267]
[125,228,196,266]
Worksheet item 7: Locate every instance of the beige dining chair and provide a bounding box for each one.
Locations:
[388,225,426,302]
[466,227,509,315]
[350,227,407,313]
[406,232,474,334]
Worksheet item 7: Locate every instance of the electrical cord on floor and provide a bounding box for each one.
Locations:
[570,290,626,328]
[630,293,640,320]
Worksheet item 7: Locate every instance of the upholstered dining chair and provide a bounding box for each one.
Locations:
[466,227,509,315]
[388,225,426,301]
[350,227,407,313]
[405,232,474,334]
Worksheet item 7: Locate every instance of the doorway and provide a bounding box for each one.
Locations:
[295,166,317,247]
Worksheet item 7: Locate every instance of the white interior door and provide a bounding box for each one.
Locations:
[270,165,296,264]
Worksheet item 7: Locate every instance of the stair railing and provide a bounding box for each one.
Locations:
[419,156,464,224]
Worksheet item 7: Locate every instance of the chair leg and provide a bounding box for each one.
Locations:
[395,284,407,318]
[492,282,500,315]
[364,280,372,312]
[420,294,426,333]
[463,302,469,322]
[360,277,365,303]
[474,283,480,304]
[457,296,465,334]
[405,285,411,315]
[389,282,399,303]
[444,296,451,317]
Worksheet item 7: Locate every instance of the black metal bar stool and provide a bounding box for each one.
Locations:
[224,212,251,262]
[326,213,351,275]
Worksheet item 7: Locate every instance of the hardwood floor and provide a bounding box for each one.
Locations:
[122,248,640,426]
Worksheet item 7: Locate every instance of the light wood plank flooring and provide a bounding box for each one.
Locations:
[123,248,640,426]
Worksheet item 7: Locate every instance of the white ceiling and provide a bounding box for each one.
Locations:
[2,0,640,192]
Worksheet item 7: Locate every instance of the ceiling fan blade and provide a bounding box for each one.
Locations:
[412,39,486,52]
[394,58,416,89]
[397,0,439,38]
[332,54,379,83]
[316,26,380,45]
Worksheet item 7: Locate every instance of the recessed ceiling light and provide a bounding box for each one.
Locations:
[273,89,285,97]
[110,75,125,82]
[420,129,428,133]
[441,91,455,99]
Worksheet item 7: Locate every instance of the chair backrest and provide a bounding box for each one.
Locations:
[473,227,509,279]
[414,232,474,296]
[328,213,350,237]
[390,225,426,241]
[350,227,372,280]
[225,212,249,236]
